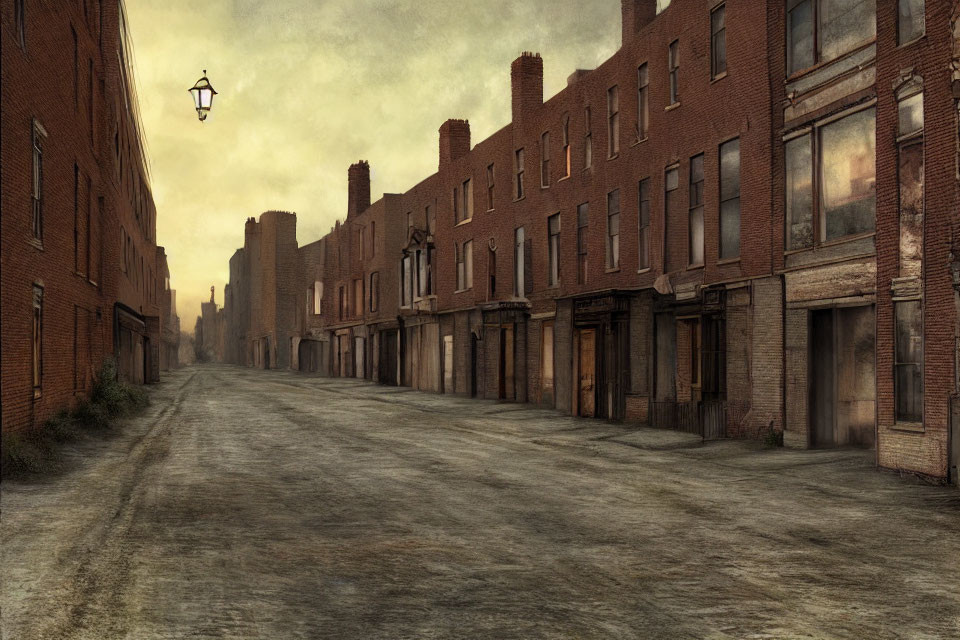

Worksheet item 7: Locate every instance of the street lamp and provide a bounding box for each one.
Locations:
[188,70,217,122]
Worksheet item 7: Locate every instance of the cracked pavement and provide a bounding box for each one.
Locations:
[2,364,959,639]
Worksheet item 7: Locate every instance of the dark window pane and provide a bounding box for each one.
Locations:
[898,0,925,44]
[720,198,740,259]
[785,134,813,249]
[819,0,875,64]
[787,0,814,74]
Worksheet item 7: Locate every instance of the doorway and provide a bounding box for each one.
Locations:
[498,324,515,400]
[578,328,596,417]
[810,306,876,448]
[380,330,399,385]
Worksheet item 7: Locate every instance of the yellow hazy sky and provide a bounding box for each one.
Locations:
[125,0,622,325]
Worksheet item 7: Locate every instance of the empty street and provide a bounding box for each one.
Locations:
[2,364,959,639]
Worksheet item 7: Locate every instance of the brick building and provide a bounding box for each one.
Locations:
[215,0,958,483]
[2,1,175,433]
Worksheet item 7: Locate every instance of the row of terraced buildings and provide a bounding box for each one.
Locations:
[202,0,960,484]
[2,1,180,434]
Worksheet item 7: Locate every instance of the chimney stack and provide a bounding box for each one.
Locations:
[621,0,657,46]
[511,52,543,127]
[439,119,471,169]
[347,161,370,218]
[210,285,215,303]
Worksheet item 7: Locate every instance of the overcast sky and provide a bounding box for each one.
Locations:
[125,0,622,324]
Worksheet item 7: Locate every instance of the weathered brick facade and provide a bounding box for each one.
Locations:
[2,1,177,433]
[213,1,959,483]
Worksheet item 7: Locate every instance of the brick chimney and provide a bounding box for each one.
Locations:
[621,0,657,45]
[347,161,370,218]
[511,52,543,127]
[439,119,471,169]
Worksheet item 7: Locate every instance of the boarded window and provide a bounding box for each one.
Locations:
[547,213,560,287]
[689,154,704,266]
[895,300,923,423]
[719,138,741,259]
[607,189,620,269]
[638,179,651,269]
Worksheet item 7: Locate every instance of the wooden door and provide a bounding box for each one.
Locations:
[443,335,454,393]
[811,309,835,447]
[579,329,596,417]
[499,325,515,400]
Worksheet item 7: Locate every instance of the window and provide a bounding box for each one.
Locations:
[359,227,365,261]
[515,226,526,295]
[719,138,741,259]
[32,121,45,242]
[637,64,649,141]
[456,240,473,291]
[689,155,704,266]
[562,115,571,177]
[898,90,923,278]
[73,27,78,109]
[607,189,620,269]
[486,164,495,210]
[353,279,362,317]
[787,0,876,76]
[657,0,672,12]
[689,319,701,387]
[898,0,925,45]
[488,246,497,298]
[785,107,875,249]
[577,203,589,284]
[668,40,679,104]
[15,0,25,49]
[515,149,525,199]
[406,211,412,232]
[638,179,651,269]
[416,249,427,298]
[607,86,620,156]
[547,213,560,287]
[584,107,593,169]
[426,204,436,236]
[313,280,323,314]
[401,255,412,307]
[369,272,379,313]
[711,4,726,78]
[32,285,43,396]
[370,221,376,257]
[664,166,679,270]
[540,132,551,187]
[895,300,923,423]
[452,186,460,224]
[462,178,473,222]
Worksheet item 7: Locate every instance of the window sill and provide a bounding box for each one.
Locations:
[637,267,652,275]
[710,71,728,84]
[513,196,526,203]
[630,137,648,148]
[897,34,926,50]
[784,38,876,83]
[29,238,44,251]
[557,175,571,183]
[716,257,741,265]
[454,288,472,294]
[607,153,619,161]
[605,266,620,274]
[890,421,924,434]
[686,263,705,270]
[454,218,473,228]
[540,184,550,190]
[819,231,875,250]
[664,102,681,112]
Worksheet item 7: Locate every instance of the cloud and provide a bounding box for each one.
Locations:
[125,0,621,321]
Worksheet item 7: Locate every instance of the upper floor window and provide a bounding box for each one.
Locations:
[895,300,923,423]
[898,0,924,45]
[456,240,473,291]
[668,41,680,104]
[462,178,474,222]
[400,255,412,307]
[313,281,323,315]
[427,204,436,235]
[689,154,705,267]
[657,0,672,12]
[369,272,380,313]
[33,285,43,396]
[515,149,525,199]
[514,226,528,296]
[638,179,651,270]
[787,0,876,76]
[637,64,649,141]
[369,221,376,257]
[540,132,551,187]
[719,138,741,259]
[32,121,46,242]
[584,107,593,169]
[606,189,620,269]
[607,86,620,156]
[562,115,571,178]
[547,213,560,287]
[15,0,25,49]
[486,164,495,211]
[785,106,876,250]
[711,4,727,79]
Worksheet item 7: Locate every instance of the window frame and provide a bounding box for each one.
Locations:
[607,85,620,157]
[668,40,680,105]
[547,212,560,288]
[515,148,525,200]
[486,164,495,211]
[719,137,741,260]
[540,131,551,188]
[462,178,473,222]
[514,226,526,296]
[637,64,649,141]
[688,154,705,267]
[786,0,877,77]
[369,272,379,313]
[32,120,46,244]
[562,115,571,178]
[638,178,651,270]
[577,203,589,284]
[711,4,727,79]
[583,107,593,170]
[897,0,925,46]
[894,299,923,425]
[606,189,620,270]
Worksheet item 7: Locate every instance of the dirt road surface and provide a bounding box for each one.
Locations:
[2,364,959,639]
